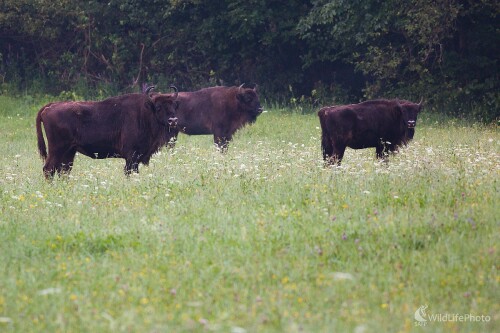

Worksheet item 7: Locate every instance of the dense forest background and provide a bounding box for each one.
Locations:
[0,0,498,119]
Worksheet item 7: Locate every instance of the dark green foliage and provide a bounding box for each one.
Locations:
[0,0,498,120]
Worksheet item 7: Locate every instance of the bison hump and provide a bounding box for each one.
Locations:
[337,108,357,120]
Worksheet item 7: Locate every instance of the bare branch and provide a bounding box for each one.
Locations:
[132,43,145,88]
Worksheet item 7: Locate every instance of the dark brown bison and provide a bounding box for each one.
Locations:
[167,85,263,151]
[318,99,423,165]
[36,86,178,178]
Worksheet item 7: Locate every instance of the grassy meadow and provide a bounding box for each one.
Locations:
[0,95,498,332]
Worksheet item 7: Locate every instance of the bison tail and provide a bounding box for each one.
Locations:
[36,106,47,161]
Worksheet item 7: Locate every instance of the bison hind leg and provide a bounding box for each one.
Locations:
[321,133,333,162]
[43,152,60,179]
[43,148,76,180]
[43,162,72,180]
[43,164,56,180]
[331,143,346,166]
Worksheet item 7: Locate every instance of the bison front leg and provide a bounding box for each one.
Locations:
[214,135,231,153]
[124,153,141,175]
[376,142,390,162]
[124,160,139,175]
[166,136,177,149]
[388,143,400,156]
[166,131,179,150]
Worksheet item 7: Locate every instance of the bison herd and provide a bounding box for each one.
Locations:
[36,84,422,179]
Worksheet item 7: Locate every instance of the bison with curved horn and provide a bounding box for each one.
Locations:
[167,84,264,152]
[36,86,179,179]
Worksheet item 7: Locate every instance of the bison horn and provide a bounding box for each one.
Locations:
[169,85,178,98]
[418,98,424,107]
[238,83,245,93]
[145,85,156,95]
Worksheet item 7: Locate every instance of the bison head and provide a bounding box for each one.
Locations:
[399,99,423,141]
[150,86,179,130]
[237,84,263,121]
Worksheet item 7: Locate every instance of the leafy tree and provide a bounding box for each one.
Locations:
[0,0,498,119]
[152,0,310,96]
[0,0,85,87]
[297,0,499,113]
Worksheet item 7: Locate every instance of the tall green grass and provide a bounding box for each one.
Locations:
[0,96,498,332]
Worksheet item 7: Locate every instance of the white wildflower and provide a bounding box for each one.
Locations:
[37,287,62,295]
[231,327,247,333]
[331,272,355,281]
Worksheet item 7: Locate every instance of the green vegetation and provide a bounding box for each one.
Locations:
[1,1,497,330]
[1,1,499,120]
[0,96,498,332]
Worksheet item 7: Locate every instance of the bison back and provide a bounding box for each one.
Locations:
[175,91,216,135]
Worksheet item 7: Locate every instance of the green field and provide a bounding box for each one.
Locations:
[0,96,498,332]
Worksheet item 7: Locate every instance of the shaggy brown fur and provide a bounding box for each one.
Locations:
[318,99,423,165]
[36,92,178,178]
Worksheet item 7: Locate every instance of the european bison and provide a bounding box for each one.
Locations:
[318,99,423,165]
[36,86,179,178]
[167,85,263,151]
